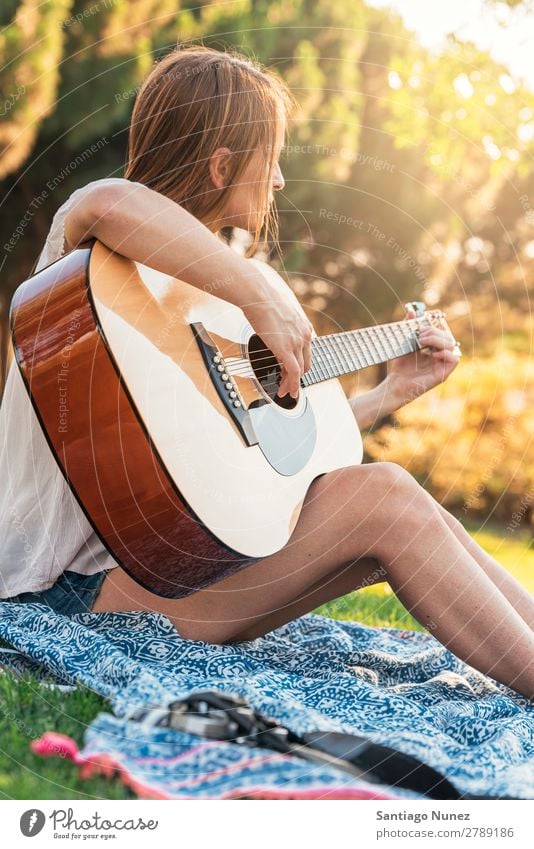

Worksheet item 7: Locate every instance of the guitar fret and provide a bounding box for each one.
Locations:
[320,338,336,377]
[380,326,397,359]
[336,334,354,368]
[347,331,368,368]
[387,324,405,357]
[370,326,384,359]
[364,327,382,363]
[334,334,355,373]
[328,338,341,377]
[307,341,320,383]
[304,358,320,384]
[349,332,366,368]
[351,331,367,368]
[397,322,418,354]
[310,341,322,381]
[302,355,321,385]
[402,320,416,346]
[339,337,353,373]
[314,339,329,380]
[331,337,348,374]
[399,323,415,351]
[390,322,409,355]
[344,334,361,370]
[367,328,382,364]
[328,340,340,374]
[340,334,359,369]
[384,324,397,360]
[302,313,444,386]
[360,328,378,365]
[324,336,343,375]
[371,327,388,361]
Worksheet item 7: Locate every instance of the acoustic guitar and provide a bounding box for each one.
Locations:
[10,239,451,597]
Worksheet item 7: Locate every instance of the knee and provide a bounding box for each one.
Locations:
[373,461,415,492]
[334,461,423,513]
[365,461,424,510]
[358,462,439,551]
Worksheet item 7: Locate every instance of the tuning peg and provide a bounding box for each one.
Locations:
[404,301,426,317]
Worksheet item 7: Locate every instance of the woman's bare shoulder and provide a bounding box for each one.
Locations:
[62,177,145,251]
[65,177,145,212]
[35,179,145,270]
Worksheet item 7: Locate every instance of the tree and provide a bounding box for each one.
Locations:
[1,3,533,527]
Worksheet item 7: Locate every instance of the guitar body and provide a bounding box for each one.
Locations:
[10,239,363,597]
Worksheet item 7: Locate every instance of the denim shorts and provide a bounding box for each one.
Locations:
[4,568,111,615]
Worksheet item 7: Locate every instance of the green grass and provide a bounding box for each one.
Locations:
[316,584,425,631]
[1,521,532,799]
[0,674,136,800]
[467,522,534,594]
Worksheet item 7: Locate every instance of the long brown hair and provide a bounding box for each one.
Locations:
[124,44,297,257]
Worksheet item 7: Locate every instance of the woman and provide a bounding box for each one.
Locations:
[2,45,533,700]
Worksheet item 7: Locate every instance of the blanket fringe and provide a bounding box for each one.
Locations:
[31,732,170,799]
[30,731,397,801]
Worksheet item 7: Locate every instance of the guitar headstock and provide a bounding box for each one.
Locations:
[404,302,450,335]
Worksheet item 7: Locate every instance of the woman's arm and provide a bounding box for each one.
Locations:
[349,319,461,430]
[349,375,405,430]
[64,181,262,307]
[64,180,313,399]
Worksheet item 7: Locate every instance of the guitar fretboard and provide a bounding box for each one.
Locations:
[301,312,445,386]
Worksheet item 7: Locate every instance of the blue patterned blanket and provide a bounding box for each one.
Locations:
[0,602,532,799]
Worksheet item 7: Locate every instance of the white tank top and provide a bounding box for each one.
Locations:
[0,178,144,597]
[0,178,298,597]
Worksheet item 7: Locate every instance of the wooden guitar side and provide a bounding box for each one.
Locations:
[10,239,363,598]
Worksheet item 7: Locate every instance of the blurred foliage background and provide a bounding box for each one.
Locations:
[1,0,533,534]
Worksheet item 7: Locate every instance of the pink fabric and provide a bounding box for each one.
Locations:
[31,731,398,801]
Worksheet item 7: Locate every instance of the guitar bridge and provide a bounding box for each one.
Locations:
[190,321,258,447]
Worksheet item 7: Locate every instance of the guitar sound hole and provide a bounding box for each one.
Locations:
[247,334,298,410]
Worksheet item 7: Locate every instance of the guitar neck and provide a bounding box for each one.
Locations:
[301,311,446,386]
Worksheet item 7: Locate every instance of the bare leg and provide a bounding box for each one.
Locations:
[431,499,534,629]
[229,503,534,641]
[226,558,388,641]
[92,462,534,699]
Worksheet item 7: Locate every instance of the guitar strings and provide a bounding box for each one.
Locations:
[223,346,417,379]
[223,340,417,372]
[222,341,419,378]
[220,317,433,378]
